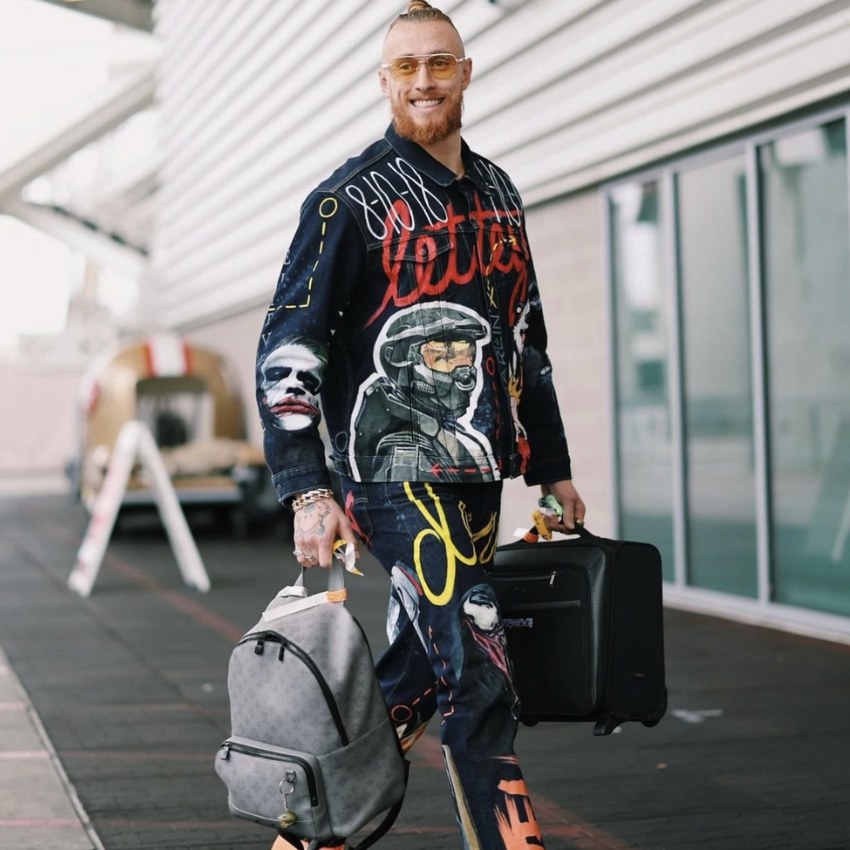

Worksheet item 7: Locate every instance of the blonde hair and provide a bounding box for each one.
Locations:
[388,1,457,32]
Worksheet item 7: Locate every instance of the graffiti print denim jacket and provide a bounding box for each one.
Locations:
[256,125,572,503]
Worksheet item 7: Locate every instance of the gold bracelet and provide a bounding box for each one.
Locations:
[291,488,334,511]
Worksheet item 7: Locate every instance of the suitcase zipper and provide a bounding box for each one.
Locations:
[504,599,582,611]
[219,741,319,807]
[239,631,350,746]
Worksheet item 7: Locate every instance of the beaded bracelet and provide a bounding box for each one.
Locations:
[291,487,334,511]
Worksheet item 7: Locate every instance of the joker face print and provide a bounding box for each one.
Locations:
[259,336,327,432]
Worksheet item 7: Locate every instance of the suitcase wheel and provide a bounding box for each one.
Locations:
[593,716,622,736]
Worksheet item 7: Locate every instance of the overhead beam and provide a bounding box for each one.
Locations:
[34,0,153,32]
[94,159,159,209]
[5,199,149,279]
[0,68,155,208]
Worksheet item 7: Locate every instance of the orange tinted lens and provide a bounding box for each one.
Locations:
[389,57,418,80]
[427,54,457,78]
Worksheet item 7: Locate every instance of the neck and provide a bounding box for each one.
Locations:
[420,132,464,177]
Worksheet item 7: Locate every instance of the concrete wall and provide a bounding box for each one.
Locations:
[500,188,614,542]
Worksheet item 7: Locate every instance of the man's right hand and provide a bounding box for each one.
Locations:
[292,494,359,569]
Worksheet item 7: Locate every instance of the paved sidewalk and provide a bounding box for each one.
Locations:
[0,645,98,850]
[1,493,850,850]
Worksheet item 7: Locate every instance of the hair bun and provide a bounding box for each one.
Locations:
[388,1,455,32]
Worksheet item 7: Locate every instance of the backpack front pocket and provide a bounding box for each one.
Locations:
[215,735,330,836]
[317,718,406,837]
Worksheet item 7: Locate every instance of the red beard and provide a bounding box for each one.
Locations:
[391,94,463,146]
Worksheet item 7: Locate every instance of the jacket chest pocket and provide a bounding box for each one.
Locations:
[480,227,530,322]
[383,231,457,302]
[482,227,529,275]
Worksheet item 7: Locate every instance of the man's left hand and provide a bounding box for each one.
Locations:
[540,480,586,533]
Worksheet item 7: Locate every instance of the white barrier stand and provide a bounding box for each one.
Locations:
[68,420,211,597]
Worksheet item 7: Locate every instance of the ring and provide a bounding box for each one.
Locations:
[307,554,318,562]
[293,548,305,557]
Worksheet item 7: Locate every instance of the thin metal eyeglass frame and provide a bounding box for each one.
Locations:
[380,53,466,81]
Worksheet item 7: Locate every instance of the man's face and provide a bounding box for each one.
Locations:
[419,335,477,395]
[379,20,471,147]
[419,338,475,374]
[414,334,478,414]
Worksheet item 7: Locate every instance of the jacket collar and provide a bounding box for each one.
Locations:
[383,124,493,194]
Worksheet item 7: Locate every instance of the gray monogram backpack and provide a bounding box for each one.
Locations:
[215,564,407,850]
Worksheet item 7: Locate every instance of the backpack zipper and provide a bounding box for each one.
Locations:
[219,741,319,807]
[239,631,350,746]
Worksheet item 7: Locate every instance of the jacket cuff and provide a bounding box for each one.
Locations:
[522,456,572,487]
[271,465,333,506]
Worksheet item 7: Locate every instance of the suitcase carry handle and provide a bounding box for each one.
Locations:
[523,519,594,543]
[528,495,592,541]
[556,522,592,537]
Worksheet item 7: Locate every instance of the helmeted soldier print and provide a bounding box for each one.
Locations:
[349,303,498,482]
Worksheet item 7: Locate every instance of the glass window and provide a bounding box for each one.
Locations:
[678,155,759,597]
[760,119,850,616]
[610,181,675,579]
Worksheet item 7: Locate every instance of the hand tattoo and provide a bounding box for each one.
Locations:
[294,500,332,540]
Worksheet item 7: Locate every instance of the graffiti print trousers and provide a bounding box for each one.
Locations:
[341,478,546,850]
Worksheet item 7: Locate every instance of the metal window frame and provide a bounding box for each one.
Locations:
[745,142,773,606]
[601,194,621,538]
[604,101,850,641]
[663,171,689,588]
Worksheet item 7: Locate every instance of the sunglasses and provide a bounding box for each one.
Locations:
[381,53,465,81]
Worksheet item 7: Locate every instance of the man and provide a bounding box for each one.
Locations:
[258,2,585,847]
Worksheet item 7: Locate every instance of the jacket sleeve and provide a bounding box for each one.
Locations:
[256,190,366,504]
[517,239,574,485]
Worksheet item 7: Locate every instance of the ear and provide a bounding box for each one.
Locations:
[461,57,472,91]
[378,68,390,98]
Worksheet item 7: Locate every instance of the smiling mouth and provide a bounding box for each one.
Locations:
[411,98,444,109]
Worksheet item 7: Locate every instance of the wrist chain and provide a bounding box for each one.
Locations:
[291,488,334,511]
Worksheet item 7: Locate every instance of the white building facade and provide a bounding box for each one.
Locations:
[151,0,850,642]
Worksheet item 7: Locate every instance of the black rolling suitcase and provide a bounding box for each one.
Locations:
[488,525,667,736]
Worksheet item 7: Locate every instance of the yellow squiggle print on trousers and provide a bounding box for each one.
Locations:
[471,510,499,564]
[403,482,477,606]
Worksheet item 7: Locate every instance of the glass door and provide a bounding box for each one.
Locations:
[610,180,675,580]
[677,154,759,597]
[760,119,850,616]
